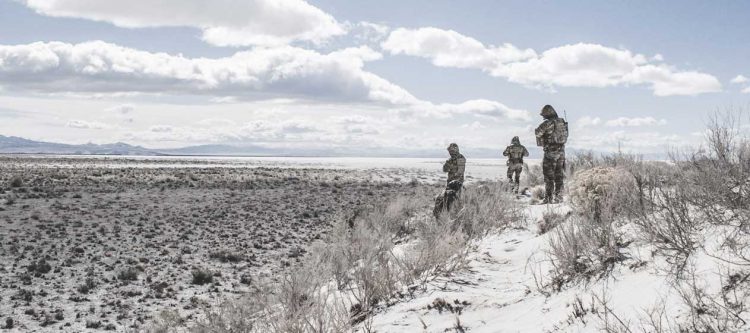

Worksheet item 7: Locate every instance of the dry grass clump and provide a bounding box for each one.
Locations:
[191,269,214,285]
[546,215,625,291]
[454,182,523,236]
[537,209,568,235]
[8,175,23,188]
[117,266,139,282]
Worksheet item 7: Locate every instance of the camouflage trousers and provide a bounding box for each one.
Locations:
[542,150,566,200]
[506,162,523,193]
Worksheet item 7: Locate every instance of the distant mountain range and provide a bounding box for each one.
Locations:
[0,135,161,156]
[0,134,519,158]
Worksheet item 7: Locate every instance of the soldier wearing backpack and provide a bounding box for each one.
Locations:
[502,136,529,194]
[534,105,568,204]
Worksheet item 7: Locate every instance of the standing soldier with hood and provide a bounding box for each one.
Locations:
[434,143,466,217]
[503,136,529,194]
[443,143,466,186]
[535,105,568,204]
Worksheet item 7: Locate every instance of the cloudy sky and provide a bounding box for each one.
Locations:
[1,0,748,156]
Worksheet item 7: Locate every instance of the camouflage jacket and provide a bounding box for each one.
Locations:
[443,153,466,184]
[535,118,565,152]
[503,144,529,163]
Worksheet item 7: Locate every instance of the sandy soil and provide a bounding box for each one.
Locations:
[0,156,434,332]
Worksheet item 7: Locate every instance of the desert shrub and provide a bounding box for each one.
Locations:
[668,266,750,333]
[569,166,638,223]
[681,111,750,263]
[568,150,643,173]
[567,150,598,176]
[546,216,625,291]
[8,175,23,188]
[28,259,52,275]
[537,209,568,235]
[631,183,701,273]
[191,296,264,333]
[117,267,139,282]
[191,269,214,285]
[620,160,675,215]
[77,277,97,294]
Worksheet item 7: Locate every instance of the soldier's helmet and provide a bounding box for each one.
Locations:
[540,105,558,119]
[447,180,462,191]
[511,136,520,145]
[447,143,459,154]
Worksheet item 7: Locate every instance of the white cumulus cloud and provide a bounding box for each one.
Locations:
[425,99,531,122]
[66,119,109,129]
[731,75,748,84]
[0,41,532,122]
[381,27,721,96]
[604,116,667,127]
[0,41,414,105]
[576,116,601,129]
[382,27,536,69]
[21,0,345,46]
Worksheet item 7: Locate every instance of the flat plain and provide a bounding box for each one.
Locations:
[0,156,435,332]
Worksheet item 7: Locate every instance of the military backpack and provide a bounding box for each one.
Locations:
[508,146,525,160]
[548,118,569,145]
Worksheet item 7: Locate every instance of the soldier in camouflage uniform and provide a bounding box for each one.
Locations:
[502,136,529,194]
[535,105,568,204]
[434,143,466,218]
[443,143,466,186]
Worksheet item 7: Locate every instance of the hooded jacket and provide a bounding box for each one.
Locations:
[535,105,566,150]
[443,143,466,184]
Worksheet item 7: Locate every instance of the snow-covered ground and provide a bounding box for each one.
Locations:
[363,199,749,332]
